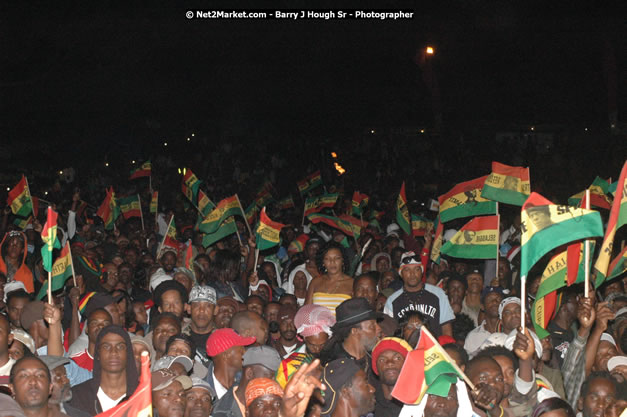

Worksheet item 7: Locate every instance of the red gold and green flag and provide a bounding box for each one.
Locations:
[594,161,627,287]
[118,195,142,219]
[304,193,338,217]
[41,207,61,273]
[197,190,215,217]
[7,175,33,217]
[245,202,258,226]
[182,169,202,203]
[392,328,463,405]
[568,176,612,209]
[351,191,369,217]
[412,215,434,237]
[439,176,497,223]
[608,180,618,196]
[198,195,240,234]
[520,192,604,280]
[161,217,180,254]
[13,216,32,230]
[288,234,310,255]
[255,207,285,251]
[94,351,152,417]
[396,182,411,235]
[150,191,158,214]
[338,214,368,240]
[440,216,499,259]
[532,242,593,338]
[607,246,627,281]
[129,161,151,180]
[96,187,120,230]
[255,187,273,207]
[184,239,194,270]
[297,171,322,195]
[277,196,295,210]
[202,217,238,248]
[307,213,364,238]
[37,242,73,300]
[481,162,531,206]
[430,216,444,264]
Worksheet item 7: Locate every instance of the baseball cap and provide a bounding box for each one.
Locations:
[243,346,282,372]
[10,329,35,354]
[190,376,216,400]
[189,286,217,304]
[38,355,70,372]
[608,356,627,371]
[152,355,194,373]
[399,251,423,273]
[205,328,255,357]
[321,359,361,416]
[20,301,44,331]
[151,368,192,391]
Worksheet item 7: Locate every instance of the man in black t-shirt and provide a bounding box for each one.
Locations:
[383,251,455,338]
[182,286,217,365]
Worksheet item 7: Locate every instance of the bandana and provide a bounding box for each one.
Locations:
[245,378,284,407]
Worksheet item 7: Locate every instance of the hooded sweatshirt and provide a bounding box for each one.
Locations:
[0,232,34,293]
[68,325,138,415]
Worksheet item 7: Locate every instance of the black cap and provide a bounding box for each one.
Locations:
[321,358,361,416]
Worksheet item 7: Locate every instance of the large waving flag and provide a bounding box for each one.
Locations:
[41,207,61,273]
[307,213,365,238]
[520,192,604,280]
[440,216,499,259]
[118,195,142,219]
[532,243,594,338]
[481,162,531,206]
[255,208,285,251]
[96,187,120,230]
[37,242,73,300]
[594,161,627,287]
[197,190,215,217]
[202,217,238,248]
[396,182,411,235]
[129,161,151,180]
[95,352,152,417]
[304,193,338,217]
[392,328,463,404]
[7,175,33,217]
[568,176,612,209]
[198,195,240,234]
[297,171,322,195]
[439,176,497,223]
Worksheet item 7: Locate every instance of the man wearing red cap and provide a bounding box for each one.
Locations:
[371,337,412,417]
[204,328,255,400]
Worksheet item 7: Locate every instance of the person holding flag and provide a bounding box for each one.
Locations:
[0,230,34,293]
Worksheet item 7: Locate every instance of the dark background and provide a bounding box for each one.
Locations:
[1,1,626,202]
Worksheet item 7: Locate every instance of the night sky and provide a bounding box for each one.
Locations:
[2,2,626,171]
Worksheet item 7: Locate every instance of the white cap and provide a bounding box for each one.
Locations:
[607,356,627,371]
[149,268,173,292]
[4,281,27,303]
[600,333,617,347]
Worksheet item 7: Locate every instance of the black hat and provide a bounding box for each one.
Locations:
[320,358,361,416]
[331,298,384,332]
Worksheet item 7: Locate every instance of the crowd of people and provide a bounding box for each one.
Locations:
[0,158,625,417]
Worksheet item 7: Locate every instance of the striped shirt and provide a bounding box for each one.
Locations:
[312,292,352,316]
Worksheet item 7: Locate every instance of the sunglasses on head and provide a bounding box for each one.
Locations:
[401,255,420,265]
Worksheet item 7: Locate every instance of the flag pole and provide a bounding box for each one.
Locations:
[496,202,500,286]
[235,228,243,247]
[421,327,476,391]
[520,275,526,332]
[67,242,77,287]
[584,189,590,297]
[253,248,259,271]
[137,194,145,230]
[235,194,253,237]
[158,215,173,259]
[25,176,36,219]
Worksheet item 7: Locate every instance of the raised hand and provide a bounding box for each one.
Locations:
[595,301,615,333]
[471,383,500,411]
[43,302,62,326]
[512,327,535,361]
[577,297,595,331]
[280,359,325,417]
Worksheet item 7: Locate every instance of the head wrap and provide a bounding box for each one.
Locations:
[294,304,336,338]
[371,337,412,375]
[275,352,313,389]
[245,378,284,407]
[498,297,521,320]
[284,264,313,295]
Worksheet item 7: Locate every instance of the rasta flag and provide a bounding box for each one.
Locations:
[149,191,158,214]
[202,217,238,248]
[41,207,61,274]
[198,195,240,234]
[396,182,411,235]
[277,196,295,210]
[430,216,444,264]
[288,234,310,255]
[439,176,497,223]
[304,193,338,216]
[297,171,322,195]
[392,328,463,405]
[307,213,364,238]
[412,215,434,237]
[594,161,627,287]
[568,176,613,210]
[129,161,151,180]
[37,242,73,300]
[96,187,120,230]
[440,216,499,259]
[481,162,531,206]
[118,195,142,219]
[351,191,369,216]
[532,242,594,338]
[7,175,33,217]
[197,190,215,217]
[520,192,604,280]
[245,201,258,225]
[255,207,285,251]
[182,169,202,203]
